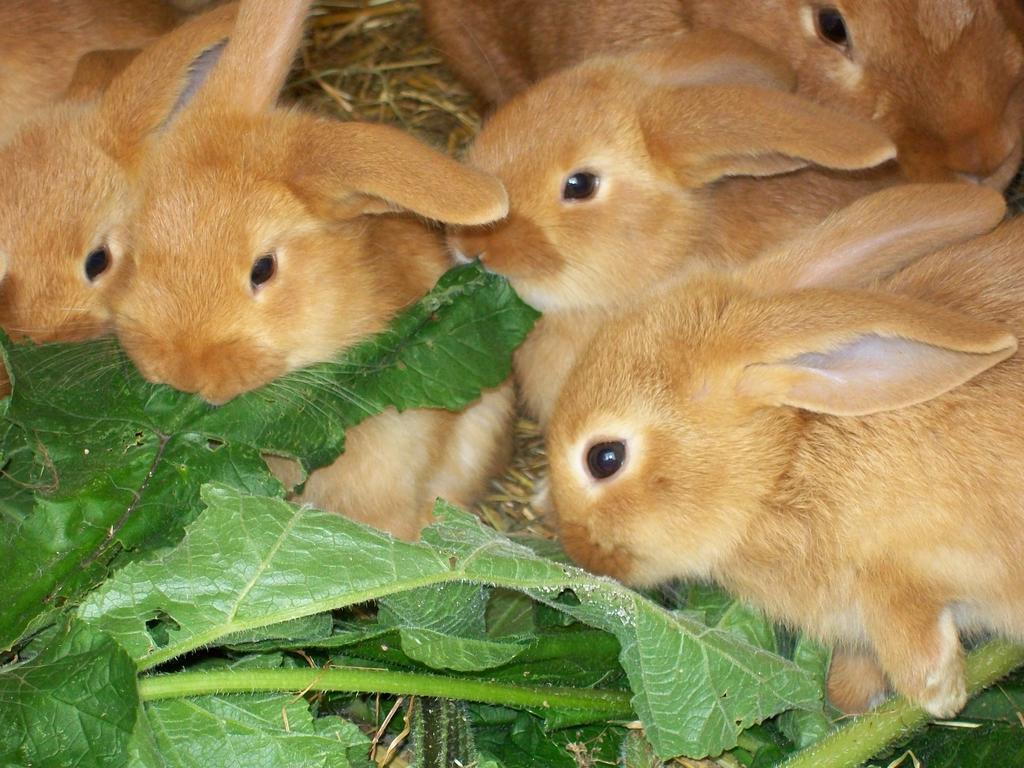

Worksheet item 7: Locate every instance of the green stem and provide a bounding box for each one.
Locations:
[139,666,636,718]
[778,641,1024,768]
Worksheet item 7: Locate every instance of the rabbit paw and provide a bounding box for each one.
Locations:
[916,609,967,718]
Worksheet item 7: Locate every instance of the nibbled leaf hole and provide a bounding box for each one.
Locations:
[145,611,181,648]
[553,588,581,607]
[207,439,225,452]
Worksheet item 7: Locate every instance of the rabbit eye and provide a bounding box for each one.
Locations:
[815,7,849,49]
[586,440,627,480]
[84,245,111,282]
[250,253,276,290]
[562,171,600,201]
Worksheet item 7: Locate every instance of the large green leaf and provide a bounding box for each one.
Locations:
[0,621,138,768]
[0,263,537,650]
[473,708,626,768]
[80,486,818,759]
[140,694,372,768]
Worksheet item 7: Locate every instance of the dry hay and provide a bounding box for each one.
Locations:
[287,0,481,154]
[285,1,554,539]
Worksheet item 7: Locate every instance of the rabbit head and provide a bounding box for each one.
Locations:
[0,3,237,344]
[448,36,896,313]
[547,184,1011,587]
[109,0,508,405]
[688,0,1024,188]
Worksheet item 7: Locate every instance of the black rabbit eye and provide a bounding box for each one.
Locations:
[84,246,111,282]
[586,440,627,480]
[815,7,849,49]
[562,171,600,201]
[250,253,276,290]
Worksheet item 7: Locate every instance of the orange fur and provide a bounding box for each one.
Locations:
[421,0,689,105]
[447,40,898,427]
[687,0,1024,188]
[0,4,239,398]
[108,0,513,539]
[423,0,1024,187]
[547,184,1021,717]
[0,0,185,142]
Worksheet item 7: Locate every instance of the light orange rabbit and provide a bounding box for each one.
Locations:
[547,183,1019,718]
[422,0,1024,187]
[448,39,898,428]
[0,3,239,397]
[107,0,514,540]
[0,0,189,142]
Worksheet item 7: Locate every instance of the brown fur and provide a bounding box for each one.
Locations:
[423,0,1024,187]
[447,41,897,427]
[0,0,185,142]
[686,0,1024,188]
[547,184,1021,717]
[420,0,689,105]
[0,4,239,398]
[108,0,513,540]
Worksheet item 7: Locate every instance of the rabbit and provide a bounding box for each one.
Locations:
[420,0,690,105]
[545,182,1022,718]
[0,3,240,399]
[422,0,1024,189]
[106,0,515,540]
[0,0,190,143]
[686,0,1024,189]
[447,37,899,429]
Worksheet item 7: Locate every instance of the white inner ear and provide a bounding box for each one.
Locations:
[774,334,1011,416]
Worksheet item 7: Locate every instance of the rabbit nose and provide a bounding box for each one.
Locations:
[945,125,1019,181]
[450,229,490,263]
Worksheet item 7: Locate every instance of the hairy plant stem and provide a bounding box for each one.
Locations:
[138,666,636,718]
[778,641,1024,768]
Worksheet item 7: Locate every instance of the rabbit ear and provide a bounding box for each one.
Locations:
[617,30,795,92]
[737,293,1017,416]
[289,121,509,225]
[99,3,238,161]
[64,49,142,102]
[640,86,897,185]
[747,184,1007,292]
[187,0,313,117]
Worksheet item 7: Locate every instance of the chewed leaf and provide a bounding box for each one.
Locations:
[141,694,372,768]
[80,487,818,759]
[0,621,138,768]
[0,263,537,651]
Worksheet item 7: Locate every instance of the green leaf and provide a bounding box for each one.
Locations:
[399,628,530,672]
[0,621,138,768]
[424,505,821,759]
[474,709,626,768]
[777,637,834,750]
[81,487,818,759]
[142,694,372,768]
[381,584,531,672]
[874,724,1024,768]
[0,263,537,650]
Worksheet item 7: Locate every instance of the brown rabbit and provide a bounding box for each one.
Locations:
[0,3,239,398]
[0,0,189,142]
[422,0,1024,188]
[420,0,689,105]
[448,39,898,428]
[547,183,1019,718]
[107,0,514,540]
